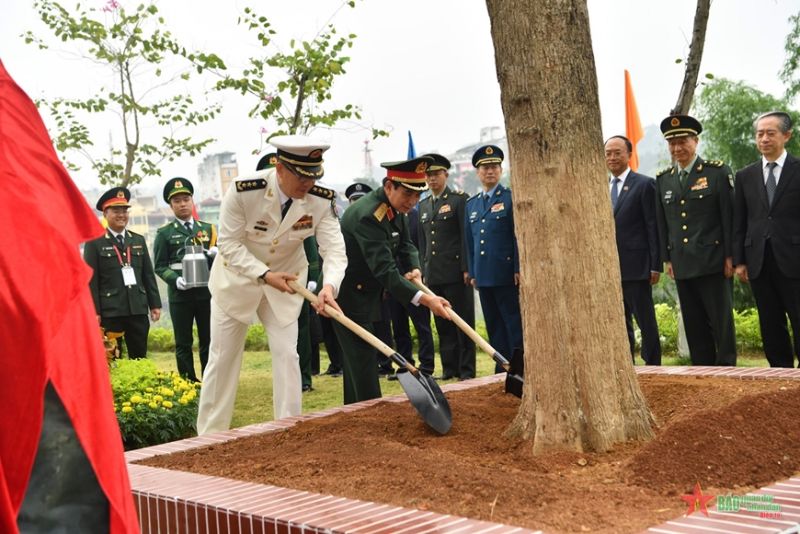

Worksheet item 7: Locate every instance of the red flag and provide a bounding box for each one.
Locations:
[0,60,139,533]
[192,202,200,221]
[624,70,644,172]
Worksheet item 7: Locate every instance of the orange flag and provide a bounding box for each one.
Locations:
[624,70,644,172]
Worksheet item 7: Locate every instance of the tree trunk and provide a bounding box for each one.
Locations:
[485,0,654,454]
[672,0,711,115]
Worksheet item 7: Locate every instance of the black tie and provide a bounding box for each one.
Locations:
[281,198,293,220]
[184,221,192,233]
[766,162,777,206]
[116,233,125,249]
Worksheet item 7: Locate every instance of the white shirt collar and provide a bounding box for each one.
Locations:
[108,228,126,239]
[277,186,290,207]
[762,150,788,170]
[177,217,193,228]
[610,167,631,186]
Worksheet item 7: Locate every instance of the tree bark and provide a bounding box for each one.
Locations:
[672,0,711,115]
[485,0,654,454]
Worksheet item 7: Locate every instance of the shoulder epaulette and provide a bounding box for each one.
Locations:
[656,166,672,177]
[127,229,142,238]
[373,203,388,222]
[158,222,171,230]
[469,192,482,201]
[235,179,267,192]
[705,159,725,168]
[455,190,466,196]
[308,185,336,200]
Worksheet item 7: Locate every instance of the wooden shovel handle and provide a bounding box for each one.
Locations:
[410,278,510,369]
[288,281,416,372]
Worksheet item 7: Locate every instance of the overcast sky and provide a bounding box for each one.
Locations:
[1,0,797,193]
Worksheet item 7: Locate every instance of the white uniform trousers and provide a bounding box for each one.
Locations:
[196,300,301,435]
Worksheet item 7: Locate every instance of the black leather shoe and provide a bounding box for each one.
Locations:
[435,374,456,381]
[387,373,399,381]
[302,384,314,392]
[324,366,343,376]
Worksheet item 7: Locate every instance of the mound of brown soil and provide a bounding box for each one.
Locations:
[140,376,800,533]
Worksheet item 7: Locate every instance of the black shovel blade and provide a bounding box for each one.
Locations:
[397,371,452,435]
[505,373,524,398]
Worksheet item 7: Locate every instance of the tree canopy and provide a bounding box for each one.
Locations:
[695,78,800,172]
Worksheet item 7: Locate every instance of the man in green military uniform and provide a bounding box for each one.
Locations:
[335,156,451,404]
[84,187,161,358]
[153,178,218,381]
[655,114,736,366]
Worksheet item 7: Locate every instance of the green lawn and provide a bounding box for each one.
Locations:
[148,349,770,429]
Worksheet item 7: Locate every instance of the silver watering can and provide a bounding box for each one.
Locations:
[182,242,210,288]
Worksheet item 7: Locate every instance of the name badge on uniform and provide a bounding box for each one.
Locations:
[469,211,478,222]
[438,204,452,214]
[664,190,673,201]
[121,265,137,286]
[420,212,429,222]
[490,202,505,213]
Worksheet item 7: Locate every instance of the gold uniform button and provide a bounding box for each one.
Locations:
[431,241,436,245]
[431,230,435,235]
[272,239,278,245]
[480,229,485,234]
[432,251,436,255]
[480,240,484,244]
[269,248,275,253]
[683,238,689,243]
[681,212,687,218]
[356,284,362,290]
[480,251,485,255]
[715,240,720,245]
[680,200,685,205]
[698,194,703,199]
[682,225,687,230]
[481,219,485,223]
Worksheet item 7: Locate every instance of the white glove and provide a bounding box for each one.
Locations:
[307,280,318,292]
[206,246,219,258]
[176,276,188,290]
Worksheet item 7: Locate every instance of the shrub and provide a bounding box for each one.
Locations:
[147,326,175,352]
[655,303,679,354]
[734,308,763,352]
[110,359,200,450]
[245,323,268,350]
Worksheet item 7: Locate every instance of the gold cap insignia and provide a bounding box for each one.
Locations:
[116,191,125,199]
[670,117,680,127]
[415,162,428,174]
[309,149,323,159]
[269,156,277,165]
[175,180,183,188]
[485,146,494,155]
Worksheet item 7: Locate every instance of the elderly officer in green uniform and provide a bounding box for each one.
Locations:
[418,153,476,380]
[153,178,218,382]
[335,156,451,404]
[84,187,161,358]
[655,114,736,366]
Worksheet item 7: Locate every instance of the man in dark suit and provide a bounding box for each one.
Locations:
[465,145,523,370]
[734,111,800,368]
[604,136,662,365]
[335,157,450,403]
[84,187,162,358]
[418,153,476,379]
[655,115,736,366]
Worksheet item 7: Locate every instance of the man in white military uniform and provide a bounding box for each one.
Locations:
[197,135,347,435]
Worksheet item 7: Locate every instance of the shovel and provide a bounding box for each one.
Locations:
[410,279,524,398]
[288,281,452,435]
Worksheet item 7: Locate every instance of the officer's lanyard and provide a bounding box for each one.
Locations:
[110,236,132,266]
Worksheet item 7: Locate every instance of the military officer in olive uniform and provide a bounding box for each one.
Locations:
[465,145,523,370]
[197,136,347,435]
[655,114,736,366]
[335,156,451,404]
[84,187,161,358]
[418,153,476,379]
[153,178,218,382]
